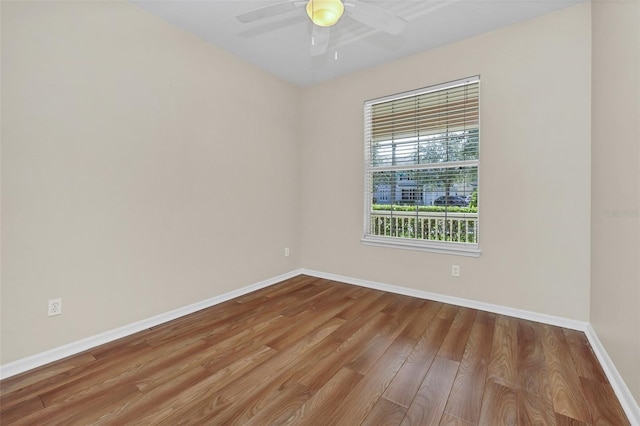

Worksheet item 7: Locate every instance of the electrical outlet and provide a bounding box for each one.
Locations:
[48,298,62,316]
[451,265,460,277]
[284,247,290,257]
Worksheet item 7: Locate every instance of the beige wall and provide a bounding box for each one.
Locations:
[1,1,301,364]
[299,4,592,320]
[591,0,640,404]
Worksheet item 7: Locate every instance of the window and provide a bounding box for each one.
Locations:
[363,76,480,256]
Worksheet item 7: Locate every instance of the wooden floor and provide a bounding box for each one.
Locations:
[0,275,629,425]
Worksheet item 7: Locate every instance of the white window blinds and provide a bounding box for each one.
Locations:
[363,76,480,256]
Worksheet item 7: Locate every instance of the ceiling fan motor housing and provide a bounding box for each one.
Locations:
[306,0,344,27]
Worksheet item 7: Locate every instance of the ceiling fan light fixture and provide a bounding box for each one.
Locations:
[306,0,344,27]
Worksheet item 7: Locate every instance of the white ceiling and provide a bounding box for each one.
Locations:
[132,0,583,87]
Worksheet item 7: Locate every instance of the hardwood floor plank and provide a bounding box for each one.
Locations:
[39,336,208,406]
[222,380,311,425]
[95,365,214,425]
[278,284,342,317]
[486,314,519,388]
[563,329,609,383]
[345,301,420,375]
[111,317,294,422]
[192,298,354,425]
[233,275,318,304]
[443,310,496,424]
[128,345,276,425]
[0,342,152,412]
[90,331,158,359]
[12,383,143,426]
[517,320,557,424]
[0,353,96,397]
[144,299,279,348]
[518,389,558,426]
[266,290,350,350]
[130,314,289,396]
[437,307,477,362]
[580,376,630,425]
[539,324,592,423]
[477,381,518,426]
[241,381,312,426]
[281,310,391,398]
[323,334,415,425]
[212,286,336,343]
[334,288,391,320]
[438,413,475,425]
[0,277,628,426]
[280,367,363,425]
[401,356,459,426]
[143,279,312,347]
[361,397,407,425]
[266,293,353,351]
[210,315,352,425]
[197,314,291,371]
[555,412,591,426]
[268,315,346,356]
[155,395,230,426]
[277,293,402,397]
[383,304,457,407]
[400,300,444,342]
[0,396,45,425]
[38,305,285,408]
[381,295,425,317]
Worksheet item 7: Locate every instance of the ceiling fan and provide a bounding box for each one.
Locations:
[236,0,407,56]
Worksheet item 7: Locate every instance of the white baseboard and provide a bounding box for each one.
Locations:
[300,269,590,331]
[584,324,640,425]
[0,269,303,380]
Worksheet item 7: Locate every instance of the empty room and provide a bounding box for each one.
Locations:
[1,0,639,424]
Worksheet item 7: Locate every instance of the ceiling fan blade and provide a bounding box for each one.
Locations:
[310,25,331,56]
[236,1,303,23]
[345,0,407,35]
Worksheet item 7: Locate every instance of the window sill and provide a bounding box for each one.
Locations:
[361,236,481,257]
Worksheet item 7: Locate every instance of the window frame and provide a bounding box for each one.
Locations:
[362,76,481,257]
